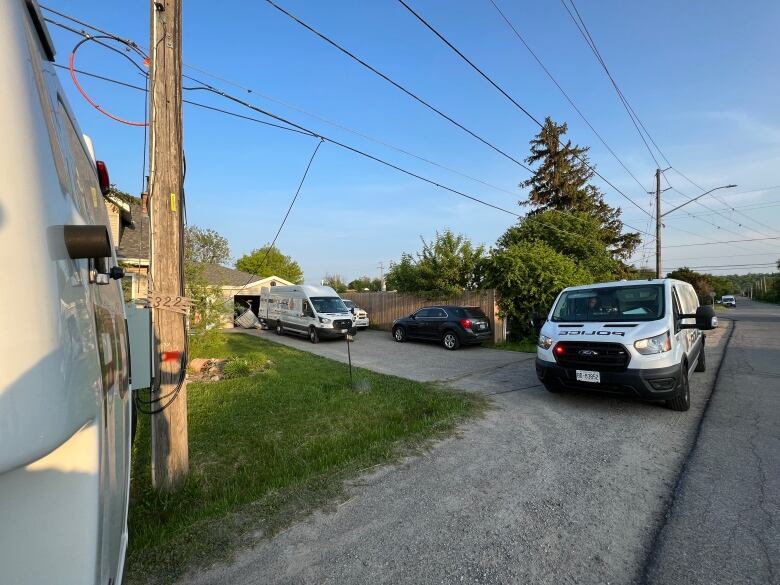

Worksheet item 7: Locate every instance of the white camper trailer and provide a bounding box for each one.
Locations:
[260,285,356,343]
[0,2,132,583]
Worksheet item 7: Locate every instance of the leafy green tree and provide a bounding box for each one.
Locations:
[481,241,592,338]
[666,267,714,302]
[235,246,304,284]
[348,276,383,291]
[322,273,348,293]
[520,117,640,260]
[386,229,486,296]
[185,226,230,265]
[185,262,228,350]
[497,210,621,281]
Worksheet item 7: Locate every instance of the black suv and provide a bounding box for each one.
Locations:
[392,306,492,350]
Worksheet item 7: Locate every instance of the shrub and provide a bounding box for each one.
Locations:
[222,358,251,379]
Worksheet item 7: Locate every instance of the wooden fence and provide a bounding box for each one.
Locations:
[341,290,506,343]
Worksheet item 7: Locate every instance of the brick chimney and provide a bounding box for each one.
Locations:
[140,191,149,214]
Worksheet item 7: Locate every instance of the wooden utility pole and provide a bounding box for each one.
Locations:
[655,168,662,279]
[149,0,188,491]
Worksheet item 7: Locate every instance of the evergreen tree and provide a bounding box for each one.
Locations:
[520,117,640,260]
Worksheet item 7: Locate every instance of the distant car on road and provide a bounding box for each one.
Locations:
[392,306,492,350]
[342,299,370,329]
[721,295,736,308]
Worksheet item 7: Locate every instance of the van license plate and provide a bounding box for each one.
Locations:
[576,370,600,383]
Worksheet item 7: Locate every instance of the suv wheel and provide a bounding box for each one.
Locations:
[276,322,284,336]
[309,327,320,344]
[393,326,406,342]
[442,331,460,351]
[666,365,690,411]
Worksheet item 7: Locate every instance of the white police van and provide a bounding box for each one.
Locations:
[0,1,132,583]
[260,285,356,343]
[535,279,717,411]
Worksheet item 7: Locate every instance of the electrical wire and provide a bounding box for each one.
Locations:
[487,0,650,196]
[393,0,653,219]
[67,33,149,126]
[665,236,780,248]
[48,17,652,268]
[559,0,663,168]
[263,0,533,174]
[230,138,325,298]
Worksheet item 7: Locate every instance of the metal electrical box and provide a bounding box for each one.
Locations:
[125,302,152,390]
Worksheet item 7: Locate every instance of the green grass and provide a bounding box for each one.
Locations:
[126,332,484,584]
[484,338,538,353]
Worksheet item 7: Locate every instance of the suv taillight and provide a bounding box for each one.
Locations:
[460,319,471,330]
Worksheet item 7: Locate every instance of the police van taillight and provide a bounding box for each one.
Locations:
[96,160,110,195]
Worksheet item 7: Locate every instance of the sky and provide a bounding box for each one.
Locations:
[41,0,780,282]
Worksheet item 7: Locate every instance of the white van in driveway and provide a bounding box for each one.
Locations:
[0,1,132,584]
[261,285,356,343]
[535,279,717,411]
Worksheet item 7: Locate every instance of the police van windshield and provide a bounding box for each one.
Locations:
[310,297,349,314]
[552,284,665,322]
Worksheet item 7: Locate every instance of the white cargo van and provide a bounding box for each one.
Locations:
[0,2,132,583]
[535,279,717,411]
[260,285,356,343]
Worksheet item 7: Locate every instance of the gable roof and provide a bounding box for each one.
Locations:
[116,200,149,260]
[196,263,293,289]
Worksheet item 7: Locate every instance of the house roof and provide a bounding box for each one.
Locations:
[117,200,149,260]
[196,263,293,289]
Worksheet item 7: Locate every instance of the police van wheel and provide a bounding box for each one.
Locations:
[666,366,690,411]
[309,327,320,344]
[276,322,284,336]
[695,346,706,372]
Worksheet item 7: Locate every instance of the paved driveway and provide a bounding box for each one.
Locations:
[234,328,530,389]
[187,324,737,585]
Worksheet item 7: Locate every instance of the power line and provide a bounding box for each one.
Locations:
[394,0,652,219]
[48,16,650,251]
[45,8,525,199]
[664,251,780,261]
[559,0,664,168]
[263,0,532,173]
[486,0,649,196]
[232,139,325,295]
[52,63,315,137]
[665,236,780,248]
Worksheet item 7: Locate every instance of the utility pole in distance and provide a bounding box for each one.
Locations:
[655,169,662,278]
[654,172,736,279]
[149,0,188,491]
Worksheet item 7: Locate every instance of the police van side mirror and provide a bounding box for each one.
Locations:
[681,305,718,330]
[63,225,117,285]
[530,313,546,334]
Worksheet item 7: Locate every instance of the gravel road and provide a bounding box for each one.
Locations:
[182,320,736,584]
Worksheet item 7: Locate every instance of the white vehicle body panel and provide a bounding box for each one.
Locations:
[260,285,355,336]
[0,1,131,583]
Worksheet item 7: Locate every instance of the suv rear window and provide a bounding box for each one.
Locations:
[451,307,487,319]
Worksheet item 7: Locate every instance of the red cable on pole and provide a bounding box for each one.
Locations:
[68,37,149,127]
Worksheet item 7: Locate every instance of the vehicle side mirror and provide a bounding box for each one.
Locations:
[530,313,546,333]
[63,225,115,285]
[350,308,355,314]
[681,305,718,330]
[410,314,416,319]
